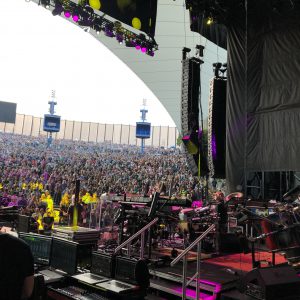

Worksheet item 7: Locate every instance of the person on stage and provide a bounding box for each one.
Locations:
[0,230,34,300]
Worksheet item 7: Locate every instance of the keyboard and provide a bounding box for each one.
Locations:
[72,273,109,284]
[39,269,64,283]
[53,286,109,300]
[76,293,110,300]
[96,280,138,294]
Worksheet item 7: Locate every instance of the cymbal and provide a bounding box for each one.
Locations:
[225,192,243,201]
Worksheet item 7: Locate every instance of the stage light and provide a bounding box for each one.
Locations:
[125,39,134,47]
[52,3,63,16]
[64,11,71,18]
[73,14,79,22]
[93,24,101,34]
[40,0,50,9]
[104,25,115,37]
[207,17,213,25]
[147,49,155,57]
[116,34,124,44]
[44,0,158,56]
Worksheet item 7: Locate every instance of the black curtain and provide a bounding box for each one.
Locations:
[226,1,300,191]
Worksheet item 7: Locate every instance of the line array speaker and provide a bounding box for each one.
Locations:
[181,58,208,176]
[208,78,227,178]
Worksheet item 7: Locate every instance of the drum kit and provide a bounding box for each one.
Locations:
[177,192,245,240]
[176,191,300,256]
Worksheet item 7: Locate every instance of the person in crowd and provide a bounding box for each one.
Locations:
[59,192,70,224]
[67,195,83,226]
[42,208,54,235]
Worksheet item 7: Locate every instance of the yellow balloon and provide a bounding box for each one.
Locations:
[89,0,101,10]
[132,17,141,30]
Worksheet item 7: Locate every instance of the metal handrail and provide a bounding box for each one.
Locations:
[170,223,216,300]
[114,217,159,254]
[170,223,215,266]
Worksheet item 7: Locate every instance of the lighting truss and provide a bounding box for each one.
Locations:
[33,0,158,56]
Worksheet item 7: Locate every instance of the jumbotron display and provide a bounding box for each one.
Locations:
[43,114,61,132]
[136,122,151,139]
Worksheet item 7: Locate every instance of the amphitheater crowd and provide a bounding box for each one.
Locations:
[0,132,225,230]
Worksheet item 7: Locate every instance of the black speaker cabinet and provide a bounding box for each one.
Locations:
[115,256,150,287]
[238,265,300,300]
[90,251,115,278]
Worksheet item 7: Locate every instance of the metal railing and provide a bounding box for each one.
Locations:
[114,217,159,259]
[170,224,216,300]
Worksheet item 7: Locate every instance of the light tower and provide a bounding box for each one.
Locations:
[136,99,151,154]
[43,90,61,147]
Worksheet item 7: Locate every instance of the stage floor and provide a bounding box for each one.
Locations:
[148,251,288,299]
[205,251,287,272]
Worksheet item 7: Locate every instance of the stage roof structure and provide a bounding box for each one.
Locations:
[30,0,227,129]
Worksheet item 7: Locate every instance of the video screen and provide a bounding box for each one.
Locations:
[43,114,61,132]
[0,101,16,123]
[136,122,151,139]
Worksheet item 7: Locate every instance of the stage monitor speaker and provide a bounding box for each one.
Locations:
[237,265,300,300]
[91,251,115,278]
[115,256,150,288]
[208,78,227,178]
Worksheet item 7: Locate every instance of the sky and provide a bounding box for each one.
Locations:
[0,0,176,127]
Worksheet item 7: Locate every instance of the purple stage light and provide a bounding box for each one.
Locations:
[116,34,124,44]
[72,15,79,22]
[141,47,147,53]
[64,11,71,18]
[135,45,141,50]
[148,50,155,56]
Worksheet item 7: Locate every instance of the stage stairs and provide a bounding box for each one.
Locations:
[148,260,239,300]
[149,273,215,300]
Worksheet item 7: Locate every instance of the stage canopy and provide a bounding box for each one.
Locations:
[28,0,227,130]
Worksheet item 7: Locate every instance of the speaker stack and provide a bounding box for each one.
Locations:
[181,57,208,176]
[208,78,227,178]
